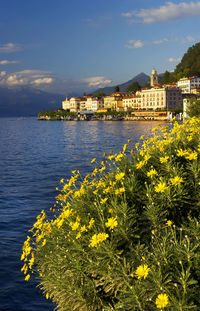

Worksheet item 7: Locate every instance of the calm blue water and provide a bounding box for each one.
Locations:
[0,118,167,311]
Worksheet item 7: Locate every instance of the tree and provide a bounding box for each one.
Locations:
[93,91,106,97]
[186,97,200,118]
[127,81,141,92]
[114,85,120,92]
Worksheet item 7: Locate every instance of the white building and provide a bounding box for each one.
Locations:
[62,97,80,112]
[122,95,142,111]
[85,96,104,112]
[141,87,182,110]
[62,98,70,110]
[177,77,200,94]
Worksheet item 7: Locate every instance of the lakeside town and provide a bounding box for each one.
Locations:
[38,69,200,121]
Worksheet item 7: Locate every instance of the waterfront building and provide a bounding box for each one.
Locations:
[62,97,70,110]
[150,69,158,87]
[62,97,81,112]
[141,87,182,110]
[122,95,142,111]
[103,93,122,111]
[177,77,200,94]
[85,96,104,112]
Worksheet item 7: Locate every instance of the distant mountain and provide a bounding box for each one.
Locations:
[93,73,150,95]
[0,86,65,117]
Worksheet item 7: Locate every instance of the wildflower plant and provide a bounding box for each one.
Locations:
[21,118,200,310]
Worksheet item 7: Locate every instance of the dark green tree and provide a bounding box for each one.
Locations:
[127,81,141,92]
[93,91,106,97]
[186,97,200,118]
[114,85,120,92]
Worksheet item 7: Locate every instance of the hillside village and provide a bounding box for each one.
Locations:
[60,70,200,120]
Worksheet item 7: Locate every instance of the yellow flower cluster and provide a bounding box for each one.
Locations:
[89,233,109,247]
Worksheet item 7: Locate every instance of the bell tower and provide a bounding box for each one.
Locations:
[150,69,158,87]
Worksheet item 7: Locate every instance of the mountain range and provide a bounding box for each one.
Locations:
[0,86,65,117]
[0,72,157,117]
[93,73,150,95]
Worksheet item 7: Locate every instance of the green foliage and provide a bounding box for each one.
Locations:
[186,98,200,118]
[175,42,200,77]
[38,109,76,119]
[160,42,200,84]
[127,81,141,93]
[93,91,106,97]
[114,86,120,92]
[21,118,200,310]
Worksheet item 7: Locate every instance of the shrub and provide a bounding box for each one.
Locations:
[21,118,200,310]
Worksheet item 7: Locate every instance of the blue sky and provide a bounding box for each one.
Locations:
[0,0,199,95]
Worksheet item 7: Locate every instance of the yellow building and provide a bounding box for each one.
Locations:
[103,94,122,111]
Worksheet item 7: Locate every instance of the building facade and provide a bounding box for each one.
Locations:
[177,77,200,94]
[141,87,182,110]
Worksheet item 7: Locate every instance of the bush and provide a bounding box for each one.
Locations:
[21,118,200,310]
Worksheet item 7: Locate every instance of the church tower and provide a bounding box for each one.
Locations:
[150,69,158,87]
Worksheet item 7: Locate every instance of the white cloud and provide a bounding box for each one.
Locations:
[185,35,196,42]
[80,76,112,87]
[0,60,19,65]
[0,43,22,53]
[0,71,6,77]
[125,40,144,49]
[153,38,168,45]
[168,57,181,63]
[32,78,53,85]
[0,70,54,87]
[0,70,112,95]
[122,1,200,23]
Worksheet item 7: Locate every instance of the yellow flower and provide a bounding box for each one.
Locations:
[88,218,95,229]
[108,208,113,214]
[105,217,118,230]
[177,148,188,157]
[115,172,125,181]
[156,293,169,309]
[136,160,145,169]
[69,221,80,231]
[147,169,157,178]
[123,144,128,153]
[46,293,49,300]
[101,197,108,204]
[80,225,87,232]
[160,156,169,163]
[186,151,198,160]
[135,142,140,149]
[155,181,168,193]
[76,232,81,239]
[166,220,173,227]
[115,153,124,161]
[25,274,30,281]
[115,188,125,195]
[89,232,109,247]
[135,264,150,279]
[60,178,64,183]
[91,158,96,163]
[99,166,106,173]
[171,176,183,186]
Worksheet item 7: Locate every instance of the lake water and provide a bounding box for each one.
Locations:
[0,118,167,311]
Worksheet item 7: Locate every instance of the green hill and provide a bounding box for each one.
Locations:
[161,42,200,84]
[175,42,200,77]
